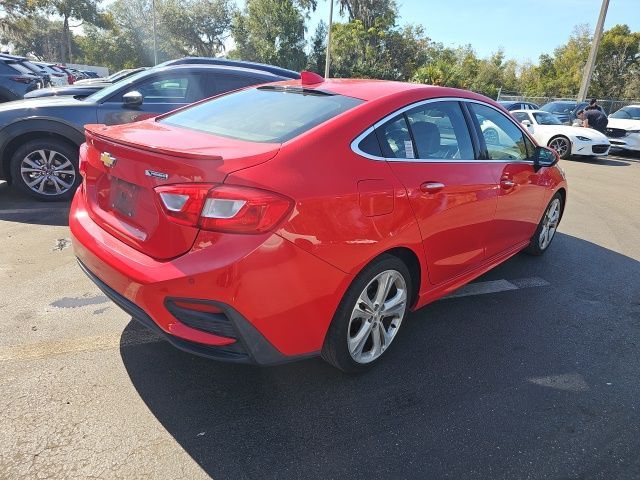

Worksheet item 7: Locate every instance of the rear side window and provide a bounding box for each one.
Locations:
[357,130,383,157]
[405,101,474,160]
[160,87,363,143]
[378,115,413,159]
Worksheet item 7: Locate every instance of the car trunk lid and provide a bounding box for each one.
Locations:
[82,121,280,260]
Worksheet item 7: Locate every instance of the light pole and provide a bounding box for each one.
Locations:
[578,0,610,101]
[324,0,334,78]
[152,0,158,66]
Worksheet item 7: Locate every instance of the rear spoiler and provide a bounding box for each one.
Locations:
[84,124,223,161]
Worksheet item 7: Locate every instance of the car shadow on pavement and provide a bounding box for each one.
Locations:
[119,233,640,480]
[565,157,633,167]
[0,181,70,226]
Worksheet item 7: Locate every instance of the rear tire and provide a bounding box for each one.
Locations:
[9,138,80,202]
[524,193,563,256]
[322,254,412,374]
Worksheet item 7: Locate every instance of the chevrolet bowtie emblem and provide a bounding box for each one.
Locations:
[100,152,117,168]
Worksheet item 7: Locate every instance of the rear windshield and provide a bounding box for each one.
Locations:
[159,87,364,143]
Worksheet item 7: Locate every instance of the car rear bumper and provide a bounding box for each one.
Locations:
[70,188,349,364]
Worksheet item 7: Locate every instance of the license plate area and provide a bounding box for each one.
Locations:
[109,177,138,218]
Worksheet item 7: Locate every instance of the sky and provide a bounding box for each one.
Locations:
[302,0,640,62]
[27,0,640,64]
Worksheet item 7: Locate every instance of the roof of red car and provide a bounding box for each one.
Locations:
[271,77,489,103]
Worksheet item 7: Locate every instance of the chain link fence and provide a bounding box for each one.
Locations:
[496,92,640,115]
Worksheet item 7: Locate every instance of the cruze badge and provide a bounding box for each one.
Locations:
[145,169,169,179]
[100,152,117,168]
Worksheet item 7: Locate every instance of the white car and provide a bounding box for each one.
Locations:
[511,109,610,159]
[606,105,640,152]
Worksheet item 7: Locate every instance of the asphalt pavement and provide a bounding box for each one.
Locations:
[1,151,639,479]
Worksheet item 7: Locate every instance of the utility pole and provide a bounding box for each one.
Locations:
[578,0,610,101]
[152,0,158,66]
[324,0,334,78]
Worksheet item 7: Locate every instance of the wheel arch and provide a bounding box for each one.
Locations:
[0,118,84,182]
[357,246,423,309]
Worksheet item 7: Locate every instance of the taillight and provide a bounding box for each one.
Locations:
[10,76,32,84]
[155,184,293,234]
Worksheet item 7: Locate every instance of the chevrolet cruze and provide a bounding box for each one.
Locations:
[71,73,567,373]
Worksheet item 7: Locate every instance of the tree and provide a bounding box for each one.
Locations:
[30,0,111,62]
[0,13,69,60]
[230,0,308,71]
[590,24,640,99]
[307,20,327,74]
[159,0,237,57]
[337,0,396,29]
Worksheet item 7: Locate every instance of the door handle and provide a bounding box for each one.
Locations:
[420,182,445,193]
[500,179,516,189]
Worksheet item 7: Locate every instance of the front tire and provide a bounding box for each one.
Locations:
[524,193,563,255]
[547,136,571,159]
[322,254,412,373]
[9,138,80,202]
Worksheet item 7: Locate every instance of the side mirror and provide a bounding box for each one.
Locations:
[123,90,143,107]
[533,146,558,172]
[521,120,532,127]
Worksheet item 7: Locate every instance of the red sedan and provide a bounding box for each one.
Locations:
[70,74,567,372]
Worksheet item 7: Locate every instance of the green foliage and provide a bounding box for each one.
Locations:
[159,0,237,57]
[229,0,307,71]
[591,24,640,99]
[307,20,327,74]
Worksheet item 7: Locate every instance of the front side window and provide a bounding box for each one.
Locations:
[135,76,191,103]
[160,87,363,143]
[469,103,529,160]
[405,101,474,160]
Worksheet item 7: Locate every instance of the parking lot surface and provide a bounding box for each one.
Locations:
[1,152,639,479]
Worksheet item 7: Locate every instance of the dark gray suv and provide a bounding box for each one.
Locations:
[0,64,286,201]
[0,57,42,102]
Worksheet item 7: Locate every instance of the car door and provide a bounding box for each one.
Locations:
[378,100,499,285]
[96,72,204,125]
[467,102,547,258]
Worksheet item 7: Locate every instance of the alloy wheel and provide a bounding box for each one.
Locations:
[539,198,561,250]
[19,149,76,196]
[347,270,407,364]
[548,138,569,158]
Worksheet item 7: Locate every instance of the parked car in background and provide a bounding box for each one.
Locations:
[74,68,145,85]
[0,54,51,87]
[82,71,101,79]
[606,105,640,152]
[539,101,579,124]
[499,100,539,111]
[512,110,610,158]
[33,63,69,86]
[70,77,566,372]
[0,57,42,102]
[0,64,287,201]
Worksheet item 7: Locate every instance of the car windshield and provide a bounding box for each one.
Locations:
[541,102,576,114]
[533,112,563,125]
[610,107,640,120]
[159,87,364,143]
[85,69,151,102]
